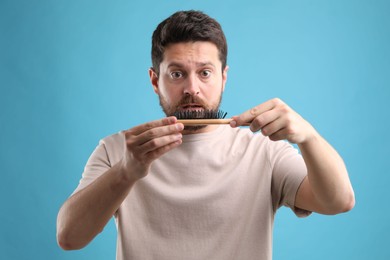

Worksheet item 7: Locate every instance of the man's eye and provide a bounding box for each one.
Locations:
[170,71,183,79]
[201,70,211,78]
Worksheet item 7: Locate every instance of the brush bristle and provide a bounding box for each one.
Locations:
[174,109,227,119]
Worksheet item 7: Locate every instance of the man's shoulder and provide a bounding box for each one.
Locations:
[97,131,126,156]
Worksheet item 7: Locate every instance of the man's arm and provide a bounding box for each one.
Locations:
[56,117,184,250]
[295,132,355,214]
[231,98,355,215]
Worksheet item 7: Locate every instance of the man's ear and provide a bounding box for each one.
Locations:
[222,65,229,92]
[149,68,159,94]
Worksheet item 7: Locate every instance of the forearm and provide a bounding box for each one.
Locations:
[56,161,137,250]
[298,131,355,213]
[56,117,183,250]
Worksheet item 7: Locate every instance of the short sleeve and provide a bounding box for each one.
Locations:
[71,132,125,196]
[268,140,311,217]
[72,140,112,195]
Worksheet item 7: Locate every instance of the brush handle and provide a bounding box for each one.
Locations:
[177,119,251,126]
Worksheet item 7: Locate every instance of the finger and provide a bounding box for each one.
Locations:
[231,98,283,127]
[258,117,286,136]
[268,128,288,142]
[138,132,183,155]
[128,116,178,136]
[131,122,184,147]
[143,138,183,163]
[268,126,301,142]
[249,109,280,132]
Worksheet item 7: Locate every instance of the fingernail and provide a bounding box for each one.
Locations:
[230,120,237,127]
[176,123,184,131]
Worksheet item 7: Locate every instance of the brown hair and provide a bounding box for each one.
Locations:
[151,10,228,75]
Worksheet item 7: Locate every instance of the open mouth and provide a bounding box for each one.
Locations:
[180,104,204,111]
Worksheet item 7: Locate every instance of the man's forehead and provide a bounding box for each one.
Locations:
[161,42,221,68]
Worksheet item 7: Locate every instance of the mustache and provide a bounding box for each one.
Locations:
[176,95,208,108]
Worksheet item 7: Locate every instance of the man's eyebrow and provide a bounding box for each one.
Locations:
[167,62,184,68]
[197,62,216,68]
[167,62,216,68]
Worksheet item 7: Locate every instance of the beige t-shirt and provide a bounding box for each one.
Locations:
[74,125,309,260]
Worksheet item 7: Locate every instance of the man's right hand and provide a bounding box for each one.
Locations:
[121,116,184,181]
[57,116,183,250]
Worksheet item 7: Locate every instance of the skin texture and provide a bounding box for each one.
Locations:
[230,98,355,214]
[150,41,228,134]
[57,41,355,250]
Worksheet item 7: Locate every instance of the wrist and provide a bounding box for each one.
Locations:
[118,157,149,183]
[297,128,321,151]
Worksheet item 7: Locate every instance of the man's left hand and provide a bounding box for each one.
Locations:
[230,98,316,144]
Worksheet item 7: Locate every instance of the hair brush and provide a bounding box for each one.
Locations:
[174,110,250,126]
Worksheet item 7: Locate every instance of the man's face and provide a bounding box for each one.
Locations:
[150,41,228,127]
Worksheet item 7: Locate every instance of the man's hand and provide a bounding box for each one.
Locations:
[121,116,184,181]
[230,98,315,144]
[57,116,184,250]
[231,97,354,214]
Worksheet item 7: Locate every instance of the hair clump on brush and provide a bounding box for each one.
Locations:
[174,109,227,119]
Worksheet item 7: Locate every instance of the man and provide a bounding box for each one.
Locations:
[57,10,355,260]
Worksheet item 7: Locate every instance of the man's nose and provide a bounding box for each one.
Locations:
[183,74,200,95]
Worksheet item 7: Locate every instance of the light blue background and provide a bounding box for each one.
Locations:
[1,0,389,259]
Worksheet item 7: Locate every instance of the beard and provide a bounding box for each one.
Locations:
[158,91,223,132]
